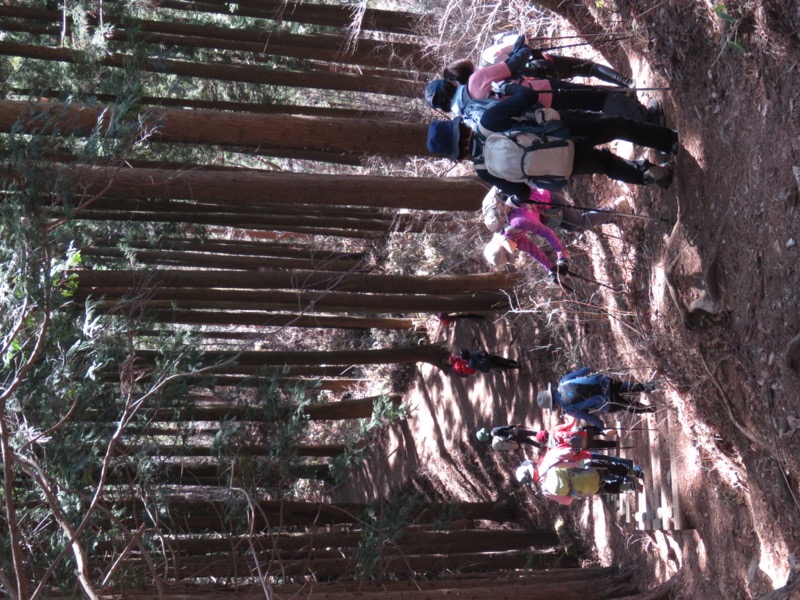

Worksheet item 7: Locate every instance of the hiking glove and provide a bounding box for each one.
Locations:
[490,80,521,97]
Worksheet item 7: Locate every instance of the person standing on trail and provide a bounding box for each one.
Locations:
[424,34,663,126]
[516,444,644,505]
[460,348,519,372]
[477,425,547,451]
[536,366,657,429]
[481,186,620,280]
[425,86,677,200]
[481,186,569,280]
[542,416,619,450]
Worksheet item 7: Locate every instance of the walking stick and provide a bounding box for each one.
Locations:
[526,32,634,43]
[604,426,660,432]
[565,269,622,292]
[529,85,672,94]
[522,199,673,225]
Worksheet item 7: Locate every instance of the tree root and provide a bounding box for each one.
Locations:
[663,210,730,327]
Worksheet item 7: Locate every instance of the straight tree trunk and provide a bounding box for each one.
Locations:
[110,496,516,529]
[0,98,426,157]
[163,547,575,579]
[70,209,403,236]
[154,0,432,35]
[26,164,486,211]
[89,289,508,314]
[99,18,435,71]
[0,42,421,97]
[162,528,560,557]
[196,376,363,390]
[75,269,517,296]
[134,345,452,369]
[145,311,413,330]
[93,239,364,261]
[0,6,432,65]
[80,248,370,273]
[126,395,398,423]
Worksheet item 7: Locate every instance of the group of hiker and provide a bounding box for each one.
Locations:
[421,34,666,504]
[423,33,677,281]
[480,367,656,504]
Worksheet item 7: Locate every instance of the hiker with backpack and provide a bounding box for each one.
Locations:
[426,85,677,196]
[481,186,619,279]
[536,366,657,430]
[424,34,663,128]
[482,212,568,281]
[476,425,547,451]
[541,415,619,450]
[515,444,644,504]
[460,348,519,372]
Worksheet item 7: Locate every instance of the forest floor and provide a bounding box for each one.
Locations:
[333,2,800,598]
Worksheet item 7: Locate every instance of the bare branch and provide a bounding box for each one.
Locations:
[14,453,100,600]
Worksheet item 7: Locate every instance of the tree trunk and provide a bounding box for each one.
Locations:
[91,237,366,261]
[125,395,398,424]
[145,310,413,330]
[107,461,334,487]
[110,496,516,530]
[0,41,421,97]
[163,547,575,579]
[0,6,433,67]
[161,528,559,557]
[80,248,369,273]
[0,98,426,158]
[196,376,363,390]
[71,209,402,237]
[99,17,435,71]
[89,289,508,314]
[134,345,452,369]
[154,0,432,34]
[75,269,517,296]
[32,164,487,211]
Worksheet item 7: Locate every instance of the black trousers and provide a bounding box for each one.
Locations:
[606,379,656,413]
[561,110,676,184]
[560,110,677,152]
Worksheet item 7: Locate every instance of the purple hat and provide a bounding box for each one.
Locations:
[426,118,462,161]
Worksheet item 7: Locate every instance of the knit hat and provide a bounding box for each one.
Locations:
[535,430,549,444]
[424,79,452,111]
[483,233,516,267]
[536,384,553,409]
[476,428,491,443]
[426,118,461,161]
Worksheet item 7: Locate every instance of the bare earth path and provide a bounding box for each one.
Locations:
[334,2,800,598]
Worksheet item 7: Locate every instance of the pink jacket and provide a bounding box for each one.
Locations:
[503,194,566,271]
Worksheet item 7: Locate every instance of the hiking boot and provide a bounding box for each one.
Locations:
[643,162,674,189]
[646,98,666,127]
[630,381,657,393]
[642,381,657,393]
[632,466,645,480]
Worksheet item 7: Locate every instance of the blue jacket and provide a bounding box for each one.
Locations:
[552,367,609,429]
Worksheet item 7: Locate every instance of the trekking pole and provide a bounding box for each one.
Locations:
[566,269,622,292]
[524,199,672,224]
[533,86,672,94]
[604,426,660,432]
[526,32,633,43]
[533,40,632,53]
